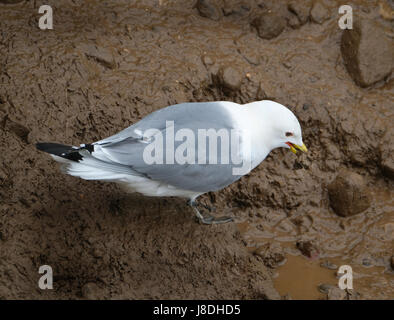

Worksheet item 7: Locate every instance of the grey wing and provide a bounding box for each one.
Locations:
[93,102,245,192]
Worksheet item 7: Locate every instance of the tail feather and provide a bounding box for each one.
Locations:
[36,142,194,197]
[36,142,92,162]
[36,142,141,180]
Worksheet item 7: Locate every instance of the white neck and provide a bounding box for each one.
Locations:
[228,101,277,171]
[246,102,276,168]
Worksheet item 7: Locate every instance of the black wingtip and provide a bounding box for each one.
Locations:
[36,142,53,152]
[36,142,70,154]
[36,142,84,162]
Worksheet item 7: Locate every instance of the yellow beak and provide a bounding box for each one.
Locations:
[289,142,308,154]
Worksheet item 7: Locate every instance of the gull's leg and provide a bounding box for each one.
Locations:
[189,201,210,223]
[196,201,216,212]
[187,199,233,225]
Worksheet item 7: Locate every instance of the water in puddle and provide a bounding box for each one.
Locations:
[238,187,394,300]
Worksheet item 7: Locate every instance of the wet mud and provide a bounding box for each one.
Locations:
[0,0,393,299]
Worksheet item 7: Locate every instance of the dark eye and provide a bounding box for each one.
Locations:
[285,132,293,137]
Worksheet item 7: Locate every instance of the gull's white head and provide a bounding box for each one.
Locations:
[255,100,308,154]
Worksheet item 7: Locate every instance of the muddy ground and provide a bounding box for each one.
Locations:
[0,0,393,299]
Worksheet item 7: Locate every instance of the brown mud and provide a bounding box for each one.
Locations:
[0,0,393,299]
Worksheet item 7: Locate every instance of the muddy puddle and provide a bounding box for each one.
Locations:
[275,255,393,300]
[238,186,394,299]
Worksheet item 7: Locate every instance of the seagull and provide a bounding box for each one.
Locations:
[36,100,307,224]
